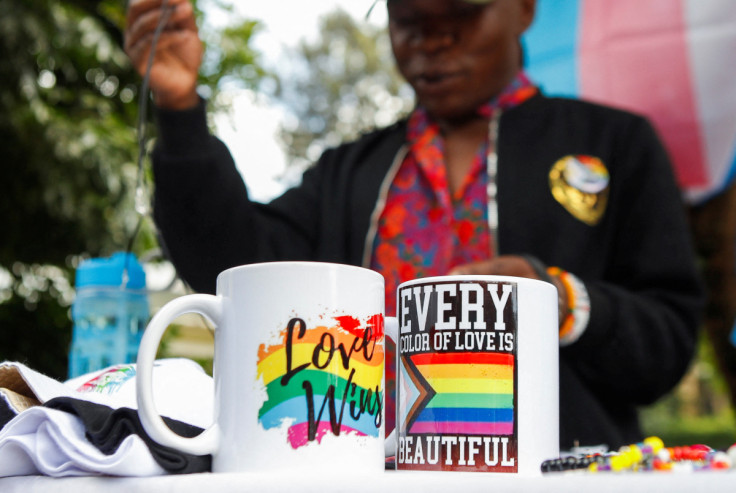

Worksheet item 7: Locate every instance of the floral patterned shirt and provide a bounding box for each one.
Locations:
[370,73,538,315]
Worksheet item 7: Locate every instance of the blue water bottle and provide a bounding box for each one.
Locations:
[68,252,150,378]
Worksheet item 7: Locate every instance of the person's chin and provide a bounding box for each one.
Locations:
[420,98,477,123]
[413,71,464,96]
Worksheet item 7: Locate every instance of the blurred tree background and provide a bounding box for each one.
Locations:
[274,9,412,173]
[0,0,265,379]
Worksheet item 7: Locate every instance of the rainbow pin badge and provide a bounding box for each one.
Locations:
[549,155,610,225]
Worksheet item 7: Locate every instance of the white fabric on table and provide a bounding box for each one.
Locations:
[0,406,165,477]
[0,359,213,478]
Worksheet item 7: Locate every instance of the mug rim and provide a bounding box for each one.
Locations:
[397,274,555,289]
[217,261,385,283]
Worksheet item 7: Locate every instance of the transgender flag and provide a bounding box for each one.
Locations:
[405,352,515,436]
[523,0,736,204]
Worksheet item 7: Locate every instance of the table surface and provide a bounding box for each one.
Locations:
[2,469,736,493]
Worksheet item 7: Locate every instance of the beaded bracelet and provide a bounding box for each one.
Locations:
[546,267,590,346]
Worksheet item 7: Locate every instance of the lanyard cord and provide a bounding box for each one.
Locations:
[133,0,173,219]
[486,109,502,258]
[123,0,173,286]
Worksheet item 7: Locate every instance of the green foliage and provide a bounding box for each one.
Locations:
[1,0,140,266]
[0,265,73,379]
[275,8,413,171]
[197,0,268,112]
[0,0,265,379]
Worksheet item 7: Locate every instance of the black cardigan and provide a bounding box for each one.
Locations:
[152,93,704,449]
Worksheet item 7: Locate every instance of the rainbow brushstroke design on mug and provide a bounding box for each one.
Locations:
[257,315,384,449]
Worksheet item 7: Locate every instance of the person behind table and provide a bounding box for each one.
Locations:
[124,0,704,450]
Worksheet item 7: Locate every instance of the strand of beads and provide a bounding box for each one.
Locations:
[594,436,665,472]
[541,437,736,474]
[655,444,732,472]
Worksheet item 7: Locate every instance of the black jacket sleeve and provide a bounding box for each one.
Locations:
[151,100,323,293]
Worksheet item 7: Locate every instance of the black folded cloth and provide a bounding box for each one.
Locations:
[44,397,212,474]
[0,398,14,431]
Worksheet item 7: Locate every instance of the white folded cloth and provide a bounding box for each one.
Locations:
[0,359,214,477]
[0,406,166,477]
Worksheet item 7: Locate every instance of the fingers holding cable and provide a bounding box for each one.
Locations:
[124,0,202,109]
[126,0,190,48]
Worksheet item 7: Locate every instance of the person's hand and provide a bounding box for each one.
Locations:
[449,255,570,327]
[448,255,540,279]
[124,0,203,110]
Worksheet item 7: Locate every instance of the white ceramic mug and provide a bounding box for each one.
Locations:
[387,275,559,475]
[136,262,387,473]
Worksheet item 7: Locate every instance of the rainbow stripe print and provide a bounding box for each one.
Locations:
[402,351,515,436]
[256,315,384,450]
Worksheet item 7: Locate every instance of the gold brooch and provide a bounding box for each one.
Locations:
[549,155,609,226]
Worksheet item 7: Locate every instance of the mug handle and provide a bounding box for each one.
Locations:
[384,316,398,458]
[136,294,222,456]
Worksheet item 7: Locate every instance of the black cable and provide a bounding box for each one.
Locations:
[123,0,174,284]
[129,0,173,244]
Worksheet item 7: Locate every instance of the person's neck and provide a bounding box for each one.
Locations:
[439,115,489,196]
[436,114,488,140]
[433,68,528,135]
